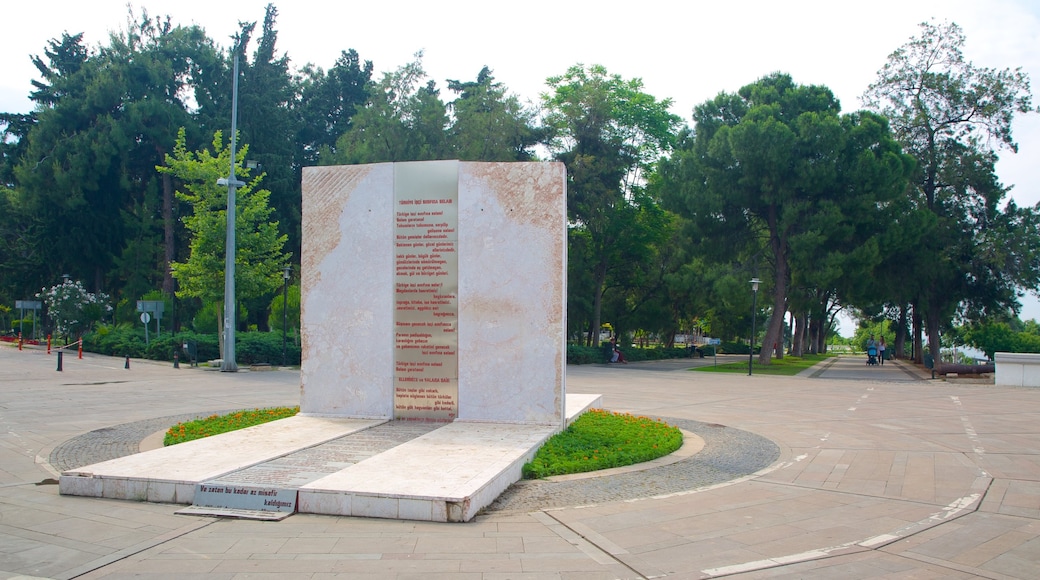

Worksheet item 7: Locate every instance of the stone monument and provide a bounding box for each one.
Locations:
[300,160,567,424]
[59,160,585,523]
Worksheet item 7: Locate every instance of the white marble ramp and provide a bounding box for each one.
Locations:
[59,416,383,503]
[297,394,602,522]
[59,394,602,522]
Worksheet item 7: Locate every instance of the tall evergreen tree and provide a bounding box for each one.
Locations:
[542,64,682,346]
[863,20,1040,365]
[446,66,543,161]
[233,4,301,259]
[296,49,373,166]
[659,74,912,363]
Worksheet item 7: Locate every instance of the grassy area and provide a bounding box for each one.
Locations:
[695,353,835,375]
[522,409,683,479]
[164,406,685,481]
[164,406,300,446]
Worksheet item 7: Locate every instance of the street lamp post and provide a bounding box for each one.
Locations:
[748,278,761,376]
[218,55,244,373]
[282,265,291,367]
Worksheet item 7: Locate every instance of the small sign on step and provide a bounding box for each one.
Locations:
[193,482,297,513]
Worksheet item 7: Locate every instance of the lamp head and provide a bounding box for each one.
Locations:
[750,278,761,292]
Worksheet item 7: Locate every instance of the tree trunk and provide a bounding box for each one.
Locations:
[791,312,805,357]
[589,260,608,347]
[894,304,908,359]
[926,307,942,374]
[912,301,923,364]
[161,169,176,296]
[759,206,787,364]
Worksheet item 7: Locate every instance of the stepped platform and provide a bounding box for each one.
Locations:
[59,393,601,522]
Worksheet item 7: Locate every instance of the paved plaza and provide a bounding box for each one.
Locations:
[1,344,1038,579]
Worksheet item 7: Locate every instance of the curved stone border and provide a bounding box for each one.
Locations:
[483,418,780,514]
[48,410,240,473]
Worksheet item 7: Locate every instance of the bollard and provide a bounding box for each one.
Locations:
[125,355,130,369]
[173,352,180,369]
[57,351,63,372]
[18,332,22,351]
[47,334,52,354]
[78,340,83,359]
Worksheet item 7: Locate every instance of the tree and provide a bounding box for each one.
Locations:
[863,20,1040,366]
[542,64,682,346]
[446,66,543,161]
[660,74,912,364]
[157,128,289,332]
[8,13,223,307]
[36,279,111,340]
[330,53,450,164]
[296,49,373,166]
[233,4,302,263]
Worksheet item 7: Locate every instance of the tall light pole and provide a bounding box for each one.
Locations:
[219,55,244,372]
[748,278,761,376]
[282,265,291,367]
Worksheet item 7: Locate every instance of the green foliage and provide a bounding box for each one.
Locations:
[543,64,682,346]
[959,321,1040,358]
[659,73,913,364]
[158,128,289,306]
[83,325,299,364]
[164,406,299,446]
[296,49,372,166]
[863,20,1040,356]
[566,344,603,364]
[446,66,543,161]
[191,301,221,334]
[331,53,449,164]
[268,283,299,333]
[235,331,300,365]
[523,409,682,479]
[84,325,218,361]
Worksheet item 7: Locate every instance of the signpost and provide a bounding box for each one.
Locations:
[708,337,721,367]
[14,300,42,340]
[136,300,164,345]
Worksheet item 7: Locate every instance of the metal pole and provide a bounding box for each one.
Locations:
[749,278,760,376]
[220,55,243,372]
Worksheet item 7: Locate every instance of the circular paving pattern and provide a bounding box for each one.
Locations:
[49,414,780,512]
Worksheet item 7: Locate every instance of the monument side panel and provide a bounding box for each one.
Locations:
[457,162,567,425]
[300,164,395,418]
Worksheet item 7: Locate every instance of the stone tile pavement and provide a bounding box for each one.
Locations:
[2,345,1038,579]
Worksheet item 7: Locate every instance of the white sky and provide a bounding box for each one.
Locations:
[3,0,1039,333]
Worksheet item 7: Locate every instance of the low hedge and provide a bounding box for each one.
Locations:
[83,325,300,366]
[566,343,695,364]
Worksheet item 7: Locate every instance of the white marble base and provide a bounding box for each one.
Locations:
[60,394,602,522]
[995,352,1040,387]
[59,416,383,503]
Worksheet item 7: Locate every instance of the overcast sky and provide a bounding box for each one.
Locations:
[3,0,1039,331]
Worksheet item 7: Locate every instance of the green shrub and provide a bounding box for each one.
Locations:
[236,331,300,365]
[567,344,604,364]
[83,326,295,365]
[523,409,682,478]
[721,341,750,354]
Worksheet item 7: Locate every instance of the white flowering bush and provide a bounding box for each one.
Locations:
[36,280,112,338]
